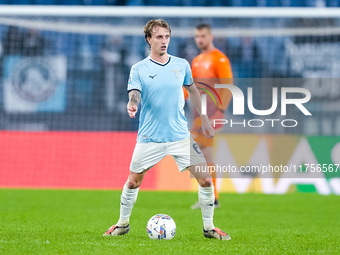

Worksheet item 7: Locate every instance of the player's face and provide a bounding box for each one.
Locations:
[194,28,213,51]
[148,26,170,56]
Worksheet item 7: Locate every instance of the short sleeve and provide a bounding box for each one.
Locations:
[183,60,193,86]
[127,65,142,92]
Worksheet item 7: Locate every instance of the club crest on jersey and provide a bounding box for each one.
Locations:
[172,69,181,78]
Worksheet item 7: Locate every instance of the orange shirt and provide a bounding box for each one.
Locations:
[191,48,233,112]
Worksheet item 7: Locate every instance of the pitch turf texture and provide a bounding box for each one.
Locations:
[0,190,339,254]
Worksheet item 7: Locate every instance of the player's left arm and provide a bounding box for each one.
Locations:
[185,83,214,138]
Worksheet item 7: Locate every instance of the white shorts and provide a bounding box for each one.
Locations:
[130,136,206,173]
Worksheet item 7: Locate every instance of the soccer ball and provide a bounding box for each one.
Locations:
[146,214,176,240]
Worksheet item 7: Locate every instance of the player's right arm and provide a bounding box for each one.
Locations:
[184,59,214,137]
[127,90,140,118]
[127,65,142,119]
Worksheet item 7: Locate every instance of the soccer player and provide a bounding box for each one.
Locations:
[189,24,233,210]
[103,19,231,240]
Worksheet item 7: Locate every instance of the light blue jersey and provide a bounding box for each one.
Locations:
[128,55,193,143]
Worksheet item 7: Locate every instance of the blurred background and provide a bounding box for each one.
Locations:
[0,2,339,195]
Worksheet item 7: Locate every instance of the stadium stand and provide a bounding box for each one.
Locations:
[0,6,339,135]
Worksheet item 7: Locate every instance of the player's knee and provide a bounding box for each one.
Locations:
[126,179,141,189]
[198,178,212,187]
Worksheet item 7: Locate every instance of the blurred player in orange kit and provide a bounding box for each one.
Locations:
[187,23,233,209]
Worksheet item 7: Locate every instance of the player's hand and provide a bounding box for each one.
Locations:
[127,102,138,118]
[201,116,215,138]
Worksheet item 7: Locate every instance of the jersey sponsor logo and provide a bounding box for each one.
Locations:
[149,74,157,79]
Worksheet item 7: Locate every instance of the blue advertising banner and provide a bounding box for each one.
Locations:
[3,55,66,112]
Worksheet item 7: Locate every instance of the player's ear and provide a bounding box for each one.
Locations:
[147,37,151,46]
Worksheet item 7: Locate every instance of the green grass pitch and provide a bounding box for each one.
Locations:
[0,189,339,254]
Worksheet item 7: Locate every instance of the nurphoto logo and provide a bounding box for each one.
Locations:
[200,84,312,128]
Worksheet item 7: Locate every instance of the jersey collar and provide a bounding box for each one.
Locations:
[149,56,171,66]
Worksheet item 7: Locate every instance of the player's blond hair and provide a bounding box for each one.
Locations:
[144,19,171,46]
